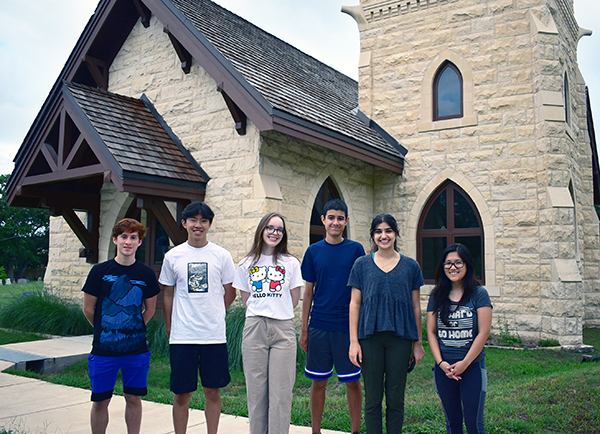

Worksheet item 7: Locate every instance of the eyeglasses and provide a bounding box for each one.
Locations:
[444,260,465,269]
[265,226,285,236]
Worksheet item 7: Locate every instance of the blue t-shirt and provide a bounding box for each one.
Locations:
[301,238,365,332]
[82,259,160,356]
[427,286,492,363]
[348,254,424,341]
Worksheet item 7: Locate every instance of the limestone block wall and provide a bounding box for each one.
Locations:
[355,0,599,343]
[260,131,376,259]
[45,216,91,299]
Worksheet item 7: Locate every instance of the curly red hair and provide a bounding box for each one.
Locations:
[111,218,147,240]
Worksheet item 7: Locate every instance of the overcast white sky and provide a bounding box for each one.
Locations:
[0,0,598,175]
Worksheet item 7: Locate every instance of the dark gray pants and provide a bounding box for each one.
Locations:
[360,332,413,434]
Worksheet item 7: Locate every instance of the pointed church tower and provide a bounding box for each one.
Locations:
[345,0,599,345]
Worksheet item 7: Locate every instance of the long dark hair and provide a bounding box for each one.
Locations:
[430,243,479,326]
[369,213,400,252]
[245,212,290,267]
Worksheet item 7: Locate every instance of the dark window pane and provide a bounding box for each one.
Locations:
[310,233,323,245]
[135,210,146,262]
[309,178,344,245]
[454,190,480,228]
[422,237,447,280]
[154,220,169,265]
[564,74,570,125]
[424,191,447,229]
[455,236,483,281]
[311,187,325,226]
[437,65,461,118]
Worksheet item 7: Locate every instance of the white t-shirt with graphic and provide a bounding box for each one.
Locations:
[233,254,303,320]
[159,241,235,344]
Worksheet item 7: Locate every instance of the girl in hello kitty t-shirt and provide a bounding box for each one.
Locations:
[233,212,303,434]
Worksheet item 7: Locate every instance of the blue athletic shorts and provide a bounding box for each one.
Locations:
[88,352,151,402]
[305,327,361,383]
[169,343,231,394]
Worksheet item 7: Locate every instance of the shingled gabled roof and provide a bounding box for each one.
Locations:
[9,0,406,207]
[7,81,207,209]
[145,0,407,171]
[64,82,208,190]
[165,0,405,162]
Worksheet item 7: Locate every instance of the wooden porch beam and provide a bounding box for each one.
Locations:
[53,205,100,264]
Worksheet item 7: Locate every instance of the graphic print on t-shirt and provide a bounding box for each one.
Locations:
[249,266,267,292]
[437,305,474,348]
[99,274,145,353]
[188,262,208,293]
[248,265,285,297]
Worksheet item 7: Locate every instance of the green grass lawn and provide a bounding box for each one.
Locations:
[13,332,600,434]
[3,292,600,433]
[0,281,43,308]
[0,328,44,345]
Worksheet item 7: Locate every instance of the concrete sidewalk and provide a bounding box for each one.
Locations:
[0,336,343,434]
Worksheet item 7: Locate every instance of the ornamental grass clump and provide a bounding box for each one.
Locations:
[0,292,91,336]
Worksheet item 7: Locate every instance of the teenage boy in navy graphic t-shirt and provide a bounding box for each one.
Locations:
[82,218,160,434]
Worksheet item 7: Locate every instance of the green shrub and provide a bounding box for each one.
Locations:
[226,304,246,371]
[493,313,522,346]
[0,292,92,336]
[145,318,169,357]
[0,266,7,285]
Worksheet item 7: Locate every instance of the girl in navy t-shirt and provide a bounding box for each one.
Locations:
[427,243,492,434]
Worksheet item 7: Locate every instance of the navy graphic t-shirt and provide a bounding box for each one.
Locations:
[427,286,492,363]
[82,259,160,356]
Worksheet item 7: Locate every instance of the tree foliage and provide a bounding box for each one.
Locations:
[0,174,49,280]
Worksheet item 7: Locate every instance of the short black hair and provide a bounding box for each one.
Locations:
[181,202,215,224]
[322,199,348,218]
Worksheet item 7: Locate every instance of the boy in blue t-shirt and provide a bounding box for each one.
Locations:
[82,218,160,434]
[299,199,365,434]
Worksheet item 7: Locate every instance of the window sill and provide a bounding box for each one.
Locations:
[418,115,478,132]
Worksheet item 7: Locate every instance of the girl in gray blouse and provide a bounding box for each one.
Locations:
[349,214,425,434]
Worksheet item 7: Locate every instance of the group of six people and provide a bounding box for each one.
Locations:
[81,199,492,434]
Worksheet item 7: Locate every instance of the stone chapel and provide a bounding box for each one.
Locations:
[6,0,599,345]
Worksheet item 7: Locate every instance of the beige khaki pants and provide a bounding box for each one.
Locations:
[242,316,296,434]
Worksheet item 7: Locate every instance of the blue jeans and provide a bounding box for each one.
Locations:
[433,359,487,434]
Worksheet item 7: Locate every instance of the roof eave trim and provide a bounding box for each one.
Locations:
[353,108,408,157]
[270,109,404,174]
[122,172,206,200]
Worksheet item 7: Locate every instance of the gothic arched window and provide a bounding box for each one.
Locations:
[433,61,463,121]
[310,177,345,244]
[417,181,484,283]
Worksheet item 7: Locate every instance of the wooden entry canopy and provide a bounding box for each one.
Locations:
[6,81,209,263]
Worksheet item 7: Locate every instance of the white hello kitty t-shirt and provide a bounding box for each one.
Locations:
[234,254,303,320]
